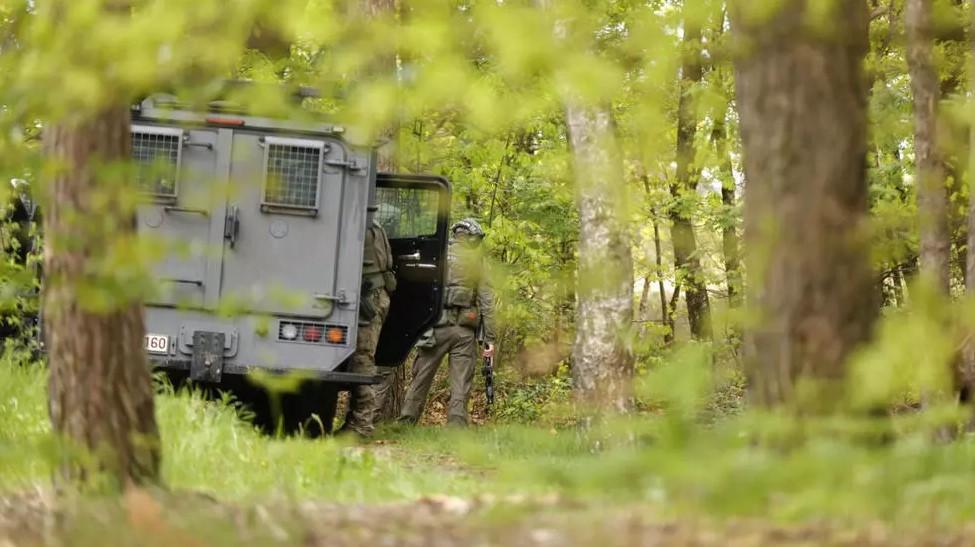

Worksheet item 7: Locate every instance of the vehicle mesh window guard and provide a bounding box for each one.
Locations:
[376,187,439,238]
[132,131,179,196]
[265,143,321,208]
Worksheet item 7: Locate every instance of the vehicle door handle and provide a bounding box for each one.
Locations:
[224,206,240,249]
[161,278,204,286]
[398,252,420,261]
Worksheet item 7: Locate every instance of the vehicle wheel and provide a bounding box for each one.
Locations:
[289,381,338,437]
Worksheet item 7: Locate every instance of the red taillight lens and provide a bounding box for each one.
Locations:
[303,325,322,343]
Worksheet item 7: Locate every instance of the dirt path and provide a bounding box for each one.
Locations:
[3,489,975,547]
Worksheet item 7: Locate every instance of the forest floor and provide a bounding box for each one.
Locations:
[5,355,975,546]
[4,428,975,546]
[2,450,975,547]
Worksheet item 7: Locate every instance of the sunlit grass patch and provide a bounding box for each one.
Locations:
[6,351,975,528]
[158,389,486,502]
[0,349,52,489]
[0,355,487,502]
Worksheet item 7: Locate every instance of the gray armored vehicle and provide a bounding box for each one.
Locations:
[131,89,450,432]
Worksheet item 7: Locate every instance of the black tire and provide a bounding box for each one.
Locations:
[155,370,340,437]
[286,381,339,437]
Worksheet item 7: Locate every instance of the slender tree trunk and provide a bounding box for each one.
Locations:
[892,265,905,305]
[733,0,876,408]
[712,114,743,309]
[43,106,160,486]
[906,0,951,293]
[565,105,634,412]
[671,18,713,341]
[638,274,652,319]
[360,0,408,423]
[944,0,967,296]
[652,216,674,345]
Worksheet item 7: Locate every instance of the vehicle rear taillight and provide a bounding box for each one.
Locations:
[326,326,345,345]
[303,324,323,343]
[280,323,299,340]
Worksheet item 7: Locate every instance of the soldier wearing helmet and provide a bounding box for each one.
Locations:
[400,217,495,426]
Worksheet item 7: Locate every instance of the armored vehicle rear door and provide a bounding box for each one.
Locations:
[134,125,220,309]
[374,174,450,366]
[219,132,355,318]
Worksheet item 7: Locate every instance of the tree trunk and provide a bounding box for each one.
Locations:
[638,274,652,319]
[733,0,876,408]
[712,114,743,309]
[906,0,951,293]
[892,265,905,305]
[670,18,713,341]
[961,2,975,401]
[652,215,674,345]
[361,0,407,424]
[566,105,634,412]
[43,106,160,486]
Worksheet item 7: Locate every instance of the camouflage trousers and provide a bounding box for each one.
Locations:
[401,324,477,426]
[345,288,391,435]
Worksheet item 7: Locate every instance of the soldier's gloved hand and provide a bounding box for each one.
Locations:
[482,343,495,358]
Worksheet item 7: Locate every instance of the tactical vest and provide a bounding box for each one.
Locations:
[362,220,396,292]
[439,240,483,329]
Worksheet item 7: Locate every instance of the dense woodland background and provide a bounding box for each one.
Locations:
[5,0,975,544]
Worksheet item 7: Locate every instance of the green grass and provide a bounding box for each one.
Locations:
[6,349,975,529]
[0,353,486,502]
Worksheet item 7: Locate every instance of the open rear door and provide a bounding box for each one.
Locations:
[374,174,450,367]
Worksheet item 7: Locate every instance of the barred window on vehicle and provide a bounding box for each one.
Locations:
[376,187,439,238]
[131,127,182,197]
[263,138,324,210]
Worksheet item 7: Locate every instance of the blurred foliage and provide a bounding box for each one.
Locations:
[5,0,975,535]
[7,351,975,527]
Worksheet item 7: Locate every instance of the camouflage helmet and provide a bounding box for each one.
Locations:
[450,218,485,239]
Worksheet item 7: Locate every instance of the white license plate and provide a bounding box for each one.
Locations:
[145,334,169,354]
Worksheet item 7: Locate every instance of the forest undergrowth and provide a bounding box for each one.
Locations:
[4,346,975,538]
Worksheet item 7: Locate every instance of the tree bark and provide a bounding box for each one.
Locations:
[43,106,160,486]
[961,2,975,402]
[360,0,407,424]
[906,0,951,293]
[566,105,634,412]
[671,18,713,341]
[638,274,651,319]
[733,0,876,408]
[652,215,674,345]
[712,114,743,309]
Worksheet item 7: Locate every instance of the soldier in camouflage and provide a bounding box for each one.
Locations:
[400,218,495,427]
[340,218,396,436]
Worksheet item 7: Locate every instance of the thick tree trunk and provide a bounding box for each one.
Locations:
[566,105,634,412]
[906,0,951,293]
[43,106,160,486]
[733,1,876,408]
[670,20,713,341]
[962,3,975,401]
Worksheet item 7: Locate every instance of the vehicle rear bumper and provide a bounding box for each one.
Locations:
[149,358,381,385]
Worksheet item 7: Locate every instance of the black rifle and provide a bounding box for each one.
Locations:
[482,353,495,407]
[477,320,495,407]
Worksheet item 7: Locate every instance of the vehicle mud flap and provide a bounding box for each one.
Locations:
[190,331,225,383]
